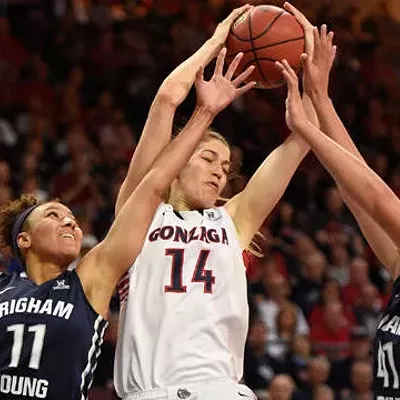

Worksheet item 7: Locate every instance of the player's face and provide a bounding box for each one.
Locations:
[23,202,83,267]
[176,138,230,209]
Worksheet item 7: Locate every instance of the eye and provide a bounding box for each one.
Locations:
[47,211,59,218]
[222,166,230,175]
[201,156,213,163]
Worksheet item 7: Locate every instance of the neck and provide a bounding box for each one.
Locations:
[25,254,66,285]
[168,190,195,211]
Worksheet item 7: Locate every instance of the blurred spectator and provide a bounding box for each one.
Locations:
[293,357,331,400]
[310,301,352,358]
[293,250,327,315]
[308,278,342,326]
[244,320,285,393]
[328,244,351,285]
[342,258,370,307]
[341,361,374,400]
[286,335,311,388]
[313,384,334,400]
[329,326,371,394]
[267,374,296,400]
[257,273,309,348]
[353,282,383,337]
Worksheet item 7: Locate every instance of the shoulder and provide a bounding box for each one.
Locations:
[0,271,19,289]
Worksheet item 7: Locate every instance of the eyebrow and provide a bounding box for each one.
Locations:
[44,205,75,219]
[202,149,231,166]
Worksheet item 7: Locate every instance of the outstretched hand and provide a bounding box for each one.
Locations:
[275,59,309,133]
[195,48,256,115]
[301,25,337,97]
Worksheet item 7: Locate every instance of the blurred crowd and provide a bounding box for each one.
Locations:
[1,0,400,399]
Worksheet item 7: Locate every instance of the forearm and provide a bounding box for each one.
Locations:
[116,38,223,215]
[311,92,399,270]
[160,38,222,96]
[340,190,398,271]
[302,92,319,128]
[297,120,400,247]
[229,133,309,248]
[144,106,214,196]
[115,97,175,215]
[311,93,362,159]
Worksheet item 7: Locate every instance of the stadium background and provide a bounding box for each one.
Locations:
[1,0,400,398]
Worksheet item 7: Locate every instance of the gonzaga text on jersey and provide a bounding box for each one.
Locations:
[0,298,74,320]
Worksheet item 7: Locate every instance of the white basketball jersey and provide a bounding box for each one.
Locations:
[114,203,249,397]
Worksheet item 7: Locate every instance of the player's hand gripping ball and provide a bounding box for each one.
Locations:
[226,5,305,89]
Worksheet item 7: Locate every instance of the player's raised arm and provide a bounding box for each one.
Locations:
[277,58,400,278]
[115,4,253,216]
[77,49,255,317]
[298,22,399,275]
[223,2,323,250]
[225,130,309,249]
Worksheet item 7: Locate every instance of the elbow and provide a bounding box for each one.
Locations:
[157,81,190,109]
[141,169,168,203]
[367,181,389,220]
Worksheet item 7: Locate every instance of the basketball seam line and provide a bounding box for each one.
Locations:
[248,8,268,84]
[227,36,304,59]
[241,57,287,88]
[230,10,286,43]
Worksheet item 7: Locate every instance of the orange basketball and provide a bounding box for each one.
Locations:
[226,5,305,89]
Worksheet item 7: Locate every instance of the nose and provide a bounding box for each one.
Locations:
[212,166,223,180]
[62,216,77,229]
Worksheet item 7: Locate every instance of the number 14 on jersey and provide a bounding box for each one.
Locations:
[164,249,216,294]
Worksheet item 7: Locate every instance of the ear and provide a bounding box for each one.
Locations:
[17,232,31,252]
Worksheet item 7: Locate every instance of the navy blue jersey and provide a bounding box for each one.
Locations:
[0,270,108,400]
[374,277,400,399]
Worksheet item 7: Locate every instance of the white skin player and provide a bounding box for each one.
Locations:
[113,3,318,400]
[281,2,400,279]
[0,43,253,400]
[277,22,400,399]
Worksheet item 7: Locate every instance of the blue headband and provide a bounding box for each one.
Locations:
[11,204,40,266]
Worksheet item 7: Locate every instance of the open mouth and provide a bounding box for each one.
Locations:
[60,233,75,241]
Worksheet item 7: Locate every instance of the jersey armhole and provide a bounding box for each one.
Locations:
[242,250,257,273]
[71,270,109,324]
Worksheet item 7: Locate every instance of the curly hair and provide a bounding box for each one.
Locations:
[0,195,41,253]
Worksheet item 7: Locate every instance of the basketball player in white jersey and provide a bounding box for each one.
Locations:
[113,4,316,400]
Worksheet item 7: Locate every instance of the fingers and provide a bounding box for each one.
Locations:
[228,4,254,23]
[320,24,328,46]
[284,1,313,30]
[282,59,298,81]
[313,26,321,59]
[235,80,257,97]
[232,65,255,87]
[225,52,244,81]
[331,45,337,64]
[313,25,336,61]
[300,53,310,69]
[214,47,227,78]
[275,59,299,90]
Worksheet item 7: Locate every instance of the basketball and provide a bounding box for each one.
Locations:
[226,5,305,89]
